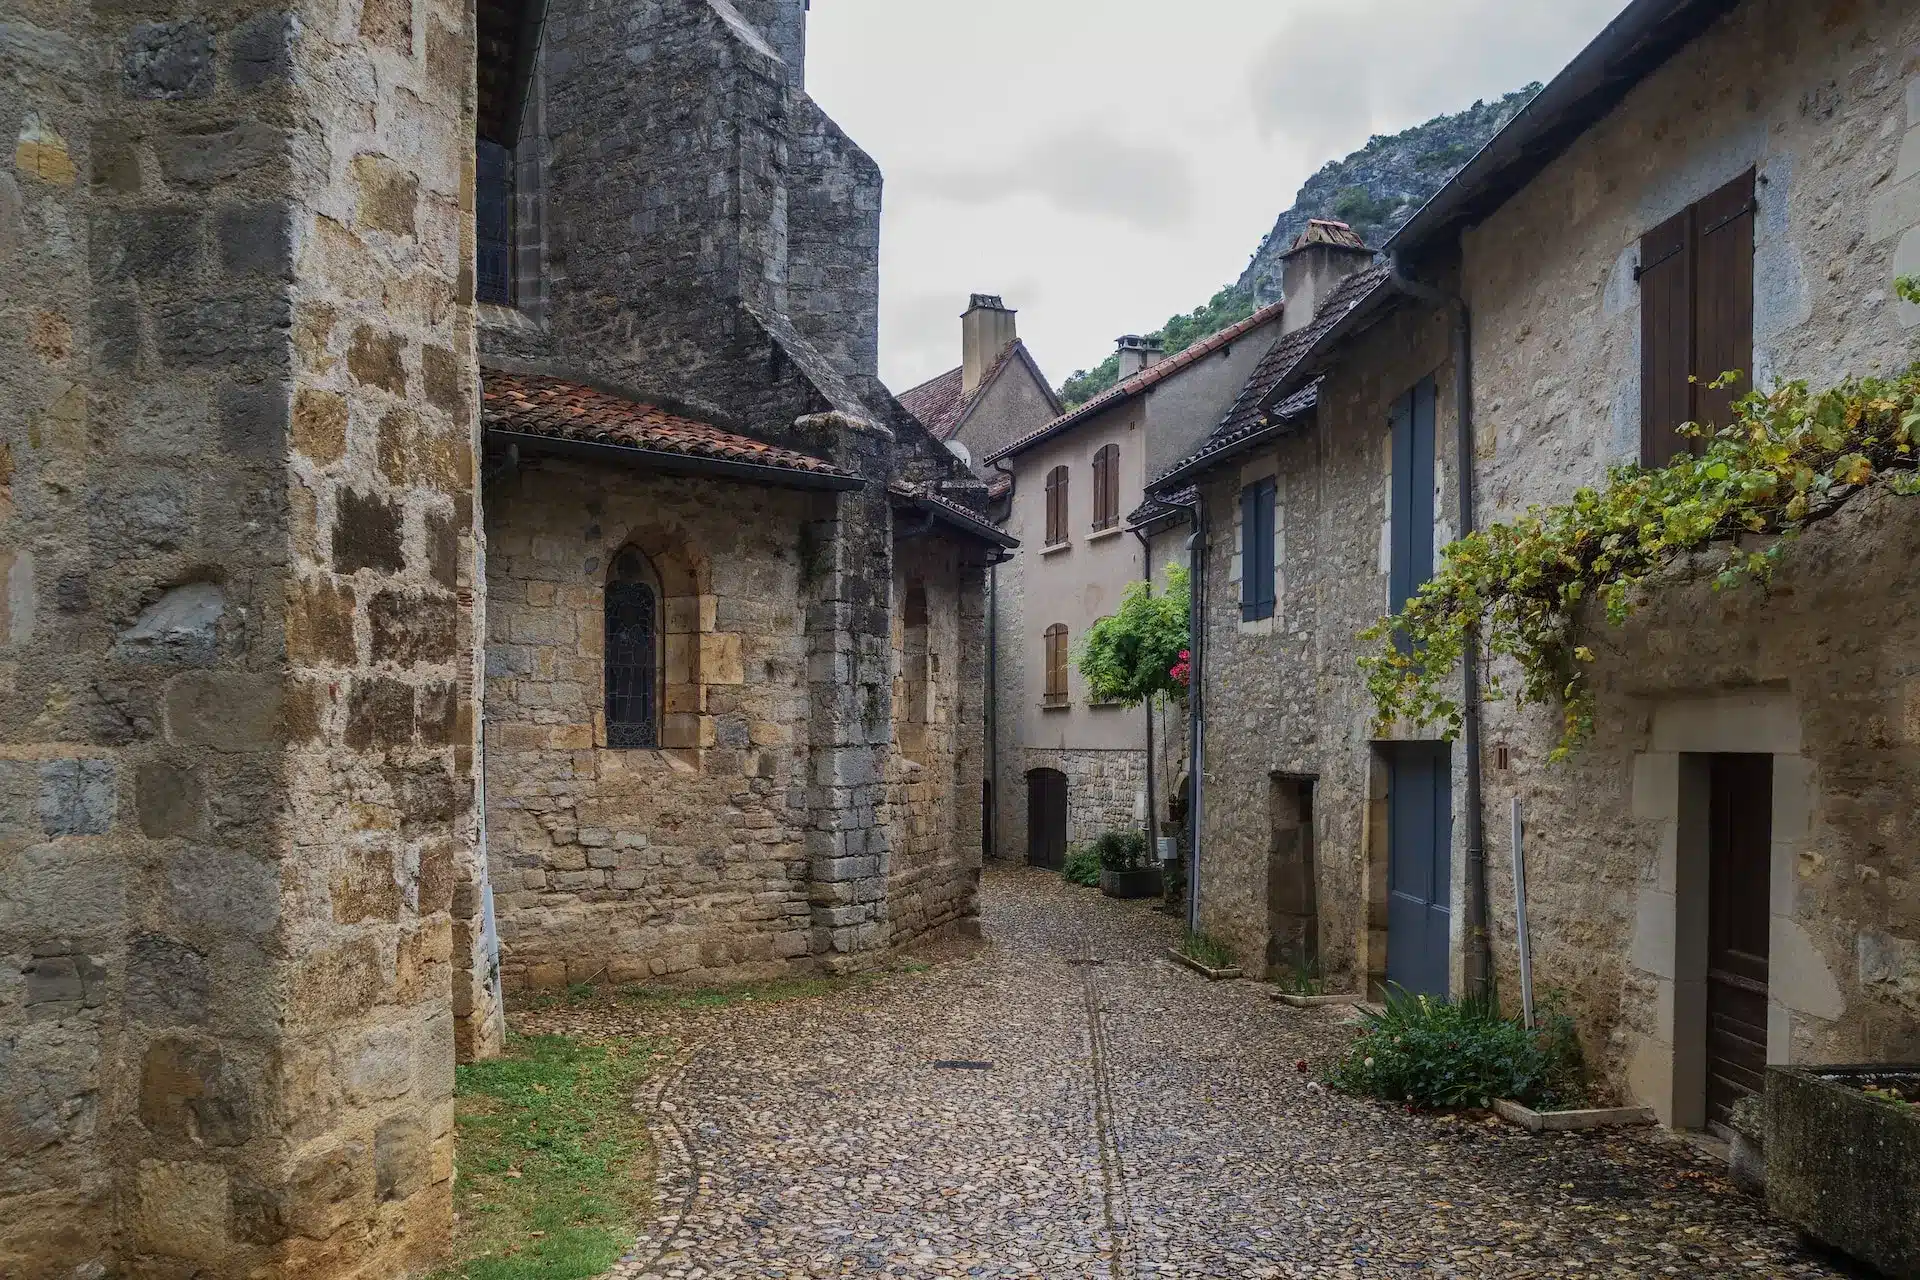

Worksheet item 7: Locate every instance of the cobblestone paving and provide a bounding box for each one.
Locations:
[534,866,1849,1278]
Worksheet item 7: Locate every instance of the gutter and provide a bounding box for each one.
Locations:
[987,458,1018,863]
[485,428,864,492]
[1387,257,1491,1001]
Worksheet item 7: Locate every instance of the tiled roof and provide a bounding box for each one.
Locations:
[482,370,858,485]
[1149,266,1392,490]
[982,298,1290,464]
[1127,484,1196,530]
[888,482,1018,548]
[1291,219,1370,253]
[898,340,1060,442]
[898,366,966,436]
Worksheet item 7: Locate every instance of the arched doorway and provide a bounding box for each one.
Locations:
[1027,768,1067,870]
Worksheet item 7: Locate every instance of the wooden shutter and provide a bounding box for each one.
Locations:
[1045,466,1067,544]
[1639,208,1692,467]
[1694,170,1756,439]
[1044,624,1067,703]
[1240,478,1276,621]
[1092,444,1119,530]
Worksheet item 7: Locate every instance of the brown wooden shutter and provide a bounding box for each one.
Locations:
[1045,466,1067,544]
[1639,208,1693,467]
[1092,444,1118,530]
[1694,169,1756,439]
[1044,624,1067,702]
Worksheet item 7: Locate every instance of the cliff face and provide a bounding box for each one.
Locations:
[1237,85,1539,303]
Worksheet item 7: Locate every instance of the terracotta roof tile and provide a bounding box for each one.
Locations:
[1290,219,1370,252]
[1150,266,1392,489]
[898,366,966,436]
[482,370,855,483]
[983,299,1289,464]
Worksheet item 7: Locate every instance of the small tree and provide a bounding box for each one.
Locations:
[1077,565,1190,707]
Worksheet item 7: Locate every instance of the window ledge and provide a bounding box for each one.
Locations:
[477,301,546,334]
[1040,699,1072,712]
[1040,540,1072,556]
[1087,525,1125,543]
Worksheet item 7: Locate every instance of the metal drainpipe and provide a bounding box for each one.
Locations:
[1388,257,1490,999]
[1131,526,1156,847]
[988,458,1018,862]
[1163,490,1205,934]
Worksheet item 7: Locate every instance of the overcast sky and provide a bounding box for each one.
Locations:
[806,0,1625,393]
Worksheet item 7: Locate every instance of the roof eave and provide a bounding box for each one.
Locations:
[486,428,864,491]
[1387,0,1744,259]
[892,493,1019,549]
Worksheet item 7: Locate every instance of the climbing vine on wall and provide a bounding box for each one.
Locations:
[1360,353,1920,760]
[1078,565,1191,707]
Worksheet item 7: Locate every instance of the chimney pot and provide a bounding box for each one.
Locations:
[1114,334,1165,379]
[1279,219,1375,335]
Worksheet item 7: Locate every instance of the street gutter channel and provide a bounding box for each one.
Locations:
[1082,941,1138,1280]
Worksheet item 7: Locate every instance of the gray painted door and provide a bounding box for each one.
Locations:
[1387,742,1452,998]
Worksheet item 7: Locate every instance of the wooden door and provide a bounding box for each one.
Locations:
[1027,769,1067,871]
[1386,743,1452,998]
[1707,752,1772,1132]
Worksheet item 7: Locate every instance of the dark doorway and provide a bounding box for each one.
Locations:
[1266,777,1317,978]
[1707,752,1772,1134]
[1386,742,1452,998]
[1027,769,1067,871]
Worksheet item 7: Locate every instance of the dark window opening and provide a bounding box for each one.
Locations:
[476,138,513,307]
[605,548,661,748]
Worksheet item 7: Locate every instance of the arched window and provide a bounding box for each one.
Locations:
[1044,465,1069,545]
[605,547,662,747]
[1091,443,1120,531]
[1043,623,1069,706]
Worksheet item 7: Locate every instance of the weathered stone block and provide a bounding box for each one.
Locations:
[374,1113,430,1202]
[138,1035,249,1146]
[345,678,415,749]
[38,759,115,835]
[166,673,282,749]
[124,20,214,99]
[346,325,407,394]
[156,121,286,186]
[332,488,405,574]
[137,761,204,838]
[370,589,457,667]
[115,579,225,664]
[350,155,418,236]
[292,388,348,463]
[227,11,291,88]
[217,203,292,279]
[96,206,200,282]
[135,1159,229,1261]
[285,1141,368,1240]
[332,851,402,924]
[153,291,291,367]
[126,934,211,1025]
[287,577,358,666]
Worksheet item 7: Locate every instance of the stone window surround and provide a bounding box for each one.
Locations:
[1625,690,1826,1130]
[587,522,737,753]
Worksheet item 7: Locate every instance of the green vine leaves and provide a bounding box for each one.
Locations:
[1077,564,1192,708]
[1360,345,1920,761]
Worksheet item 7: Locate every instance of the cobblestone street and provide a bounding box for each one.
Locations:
[533,867,1847,1279]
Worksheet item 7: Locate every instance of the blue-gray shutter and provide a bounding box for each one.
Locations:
[1390,377,1437,618]
[1241,478,1276,622]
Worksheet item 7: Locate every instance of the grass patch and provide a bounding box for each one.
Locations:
[1179,930,1236,970]
[435,1034,656,1280]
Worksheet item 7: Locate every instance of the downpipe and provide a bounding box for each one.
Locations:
[1389,258,1490,1000]
[1131,526,1157,847]
[1163,491,1205,935]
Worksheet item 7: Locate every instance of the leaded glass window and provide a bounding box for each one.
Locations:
[605,549,659,748]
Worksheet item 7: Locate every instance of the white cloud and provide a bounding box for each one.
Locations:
[805,0,1629,390]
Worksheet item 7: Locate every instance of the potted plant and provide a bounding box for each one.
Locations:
[1094,830,1161,900]
[1767,1064,1920,1278]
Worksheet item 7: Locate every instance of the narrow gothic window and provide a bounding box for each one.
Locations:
[605,548,660,748]
[476,138,514,306]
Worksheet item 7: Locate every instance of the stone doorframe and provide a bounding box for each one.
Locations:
[1625,691,1828,1129]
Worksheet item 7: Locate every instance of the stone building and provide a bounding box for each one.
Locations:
[471,0,1004,994]
[1152,0,1920,1133]
[0,0,1000,1274]
[899,293,1063,475]
[986,308,1287,866]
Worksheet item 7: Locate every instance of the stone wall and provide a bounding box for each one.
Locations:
[484,459,818,988]
[0,0,487,1272]
[1194,300,1456,985]
[886,539,987,944]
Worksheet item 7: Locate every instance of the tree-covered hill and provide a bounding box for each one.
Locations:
[1057,85,1539,408]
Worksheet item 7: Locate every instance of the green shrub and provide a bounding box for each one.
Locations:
[1063,843,1101,887]
[1272,958,1325,996]
[1092,829,1149,872]
[1325,988,1586,1111]
[1180,930,1236,970]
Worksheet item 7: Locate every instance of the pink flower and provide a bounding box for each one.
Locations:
[1169,648,1192,688]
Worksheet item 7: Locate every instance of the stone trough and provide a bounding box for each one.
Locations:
[1767,1064,1920,1280]
[1166,949,1243,981]
[1492,1098,1656,1133]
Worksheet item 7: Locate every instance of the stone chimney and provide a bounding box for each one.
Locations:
[1280,220,1376,335]
[1114,334,1165,379]
[961,294,1019,395]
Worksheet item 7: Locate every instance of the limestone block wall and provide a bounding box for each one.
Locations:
[886,539,986,945]
[484,459,819,988]
[0,0,487,1272]
[1194,300,1456,986]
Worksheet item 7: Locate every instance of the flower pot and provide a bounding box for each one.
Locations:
[1099,866,1162,899]
[1767,1064,1920,1279]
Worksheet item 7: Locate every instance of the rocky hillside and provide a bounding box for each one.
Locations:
[1237,86,1540,303]
[1058,85,1539,407]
